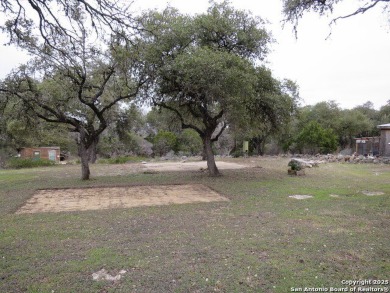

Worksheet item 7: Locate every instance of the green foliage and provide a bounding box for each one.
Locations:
[146,107,182,134]
[296,121,338,154]
[195,1,271,59]
[0,94,75,153]
[284,100,385,153]
[338,109,372,147]
[99,132,143,158]
[297,101,341,130]
[116,104,146,139]
[379,100,390,124]
[152,131,179,156]
[353,101,381,136]
[231,149,244,158]
[178,129,203,155]
[5,158,56,169]
[230,72,300,155]
[1,10,146,180]
[138,1,275,175]
[287,160,302,171]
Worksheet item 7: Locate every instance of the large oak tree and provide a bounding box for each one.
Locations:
[138,2,295,176]
[1,8,147,180]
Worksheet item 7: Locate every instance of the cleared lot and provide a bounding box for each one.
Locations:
[1,157,389,293]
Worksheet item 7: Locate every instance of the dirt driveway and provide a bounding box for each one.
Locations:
[141,160,247,172]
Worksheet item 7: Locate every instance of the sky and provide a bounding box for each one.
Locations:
[1,0,389,110]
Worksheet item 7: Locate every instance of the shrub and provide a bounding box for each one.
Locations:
[5,158,56,169]
[178,129,203,155]
[296,121,338,154]
[288,160,302,171]
[231,149,244,158]
[152,131,178,156]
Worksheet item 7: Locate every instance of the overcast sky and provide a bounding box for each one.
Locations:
[1,0,389,109]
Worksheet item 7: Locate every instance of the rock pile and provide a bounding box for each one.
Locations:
[292,154,390,164]
[287,158,322,176]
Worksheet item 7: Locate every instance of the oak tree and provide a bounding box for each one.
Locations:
[1,14,147,179]
[138,2,280,176]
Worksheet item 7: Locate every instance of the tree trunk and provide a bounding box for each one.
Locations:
[254,135,266,156]
[202,143,207,161]
[79,144,91,180]
[77,129,92,180]
[89,136,99,163]
[203,135,220,176]
[259,138,266,156]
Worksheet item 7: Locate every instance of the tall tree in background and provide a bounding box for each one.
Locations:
[338,109,372,148]
[296,120,338,154]
[297,101,341,130]
[231,75,300,156]
[379,100,390,123]
[353,101,380,136]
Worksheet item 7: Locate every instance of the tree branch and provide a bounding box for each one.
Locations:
[211,122,227,142]
[331,0,386,25]
[154,100,204,136]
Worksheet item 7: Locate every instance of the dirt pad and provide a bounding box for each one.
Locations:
[15,184,229,214]
[289,195,313,200]
[141,161,246,172]
[362,191,385,196]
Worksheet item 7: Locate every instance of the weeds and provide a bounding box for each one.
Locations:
[5,158,56,169]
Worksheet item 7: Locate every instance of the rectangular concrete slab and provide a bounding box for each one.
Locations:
[15,184,229,214]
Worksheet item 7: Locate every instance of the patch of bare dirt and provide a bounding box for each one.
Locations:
[141,161,247,172]
[15,184,229,214]
[87,160,247,177]
[288,195,313,200]
[92,269,127,281]
[362,191,385,196]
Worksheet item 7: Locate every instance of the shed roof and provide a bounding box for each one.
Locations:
[377,123,390,129]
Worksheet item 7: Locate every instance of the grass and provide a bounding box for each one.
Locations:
[5,158,56,169]
[0,157,389,292]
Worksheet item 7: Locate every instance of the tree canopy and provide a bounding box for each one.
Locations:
[0,9,147,179]
[136,1,296,176]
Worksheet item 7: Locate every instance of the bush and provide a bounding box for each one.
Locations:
[288,160,302,171]
[152,131,179,156]
[5,158,56,169]
[178,129,202,155]
[231,149,244,158]
[296,121,338,154]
